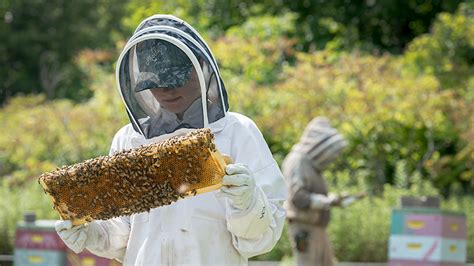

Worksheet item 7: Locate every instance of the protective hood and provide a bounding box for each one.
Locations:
[292,117,347,170]
[116,15,229,139]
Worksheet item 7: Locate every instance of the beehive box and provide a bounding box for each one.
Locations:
[15,220,65,251]
[14,219,121,266]
[14,249,66,266]
[388,235,466,264]
[67,249,122,266]
[388,208,467,265]
[391,208,466,238]
[389,260,466,266]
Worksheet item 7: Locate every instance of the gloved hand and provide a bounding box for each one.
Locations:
[218,163,256,210]
[340,196,357,208]
[329,194,343,207]
[339,192,367,208]
[55,220,100,253]
[309,193,340,210]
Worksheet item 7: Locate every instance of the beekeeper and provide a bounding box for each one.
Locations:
[55,15,287,265]
[282,117,347,266]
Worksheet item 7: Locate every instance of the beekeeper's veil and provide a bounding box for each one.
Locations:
[292,117,348,171]
[116,15,229,139]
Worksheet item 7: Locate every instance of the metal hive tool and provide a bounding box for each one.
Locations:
[38,128,231,225]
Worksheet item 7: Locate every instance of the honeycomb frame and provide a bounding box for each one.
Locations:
[38,129,230,225]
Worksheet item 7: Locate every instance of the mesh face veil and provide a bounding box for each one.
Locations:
[116,15,229,139]
[292,117,348,171]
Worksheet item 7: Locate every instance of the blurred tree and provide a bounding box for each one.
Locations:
[122,0,280,37]
[123,0,464,54]
[283,0,464,53]
[0,51,126,186]
[404,1,473,91]
[1,0,465,105]
[258,51,463,193]
[214,13,297,85]
[0,0,128,104]
[403,2,474,193]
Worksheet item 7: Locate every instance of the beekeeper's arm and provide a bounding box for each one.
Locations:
[218,119,287,258]
[285,155,339,210]
[55,217,130,260]
[56,126,132,261]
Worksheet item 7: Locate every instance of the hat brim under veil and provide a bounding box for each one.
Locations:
[116,32,227,139]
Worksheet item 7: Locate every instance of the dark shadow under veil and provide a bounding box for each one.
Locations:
[140,63,223,138]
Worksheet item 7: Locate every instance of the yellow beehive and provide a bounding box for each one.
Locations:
[38,128,230,225]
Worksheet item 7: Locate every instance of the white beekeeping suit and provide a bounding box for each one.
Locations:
[55,14,287,265]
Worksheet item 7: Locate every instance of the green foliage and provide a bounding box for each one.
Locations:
[122,0,464,54]
[0,53,128,254]
[0,0,127,103]
[0,179,57,254]
[403,2,474,192]
[228,49,470,193]
[327,171,437,262]
[1,1,472,262]
[2,0,465,104]
[404,2,474,91]
[0,55,127,186]
[206,4,473,195]
[213,13,296,86]
[123,1,193,34]
[251,171,474,262]
[211,7,473,193]
[274,0,463,53]
[122,0,280,38]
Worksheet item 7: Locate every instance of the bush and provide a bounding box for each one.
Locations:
[0,58,126,182]
[224,48,469,194]
[0,179,57,254]
[0,55,127,254]
[403,2,474,92]
[253,170,474,262]
[1,5,472,262]
[403,2,474,191]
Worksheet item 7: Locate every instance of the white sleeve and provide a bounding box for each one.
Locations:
[309,193,333,210]
[224,117,287,258]
[226,163,287,258]
[85,217,131,261]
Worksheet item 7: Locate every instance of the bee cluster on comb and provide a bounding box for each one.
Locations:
[38,128,228,225]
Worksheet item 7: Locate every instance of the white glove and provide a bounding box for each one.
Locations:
[309,193,339,210]
[340,192,366,208]
[340,196,357,207]
[218,164,256,210]
[55,220,100,253]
